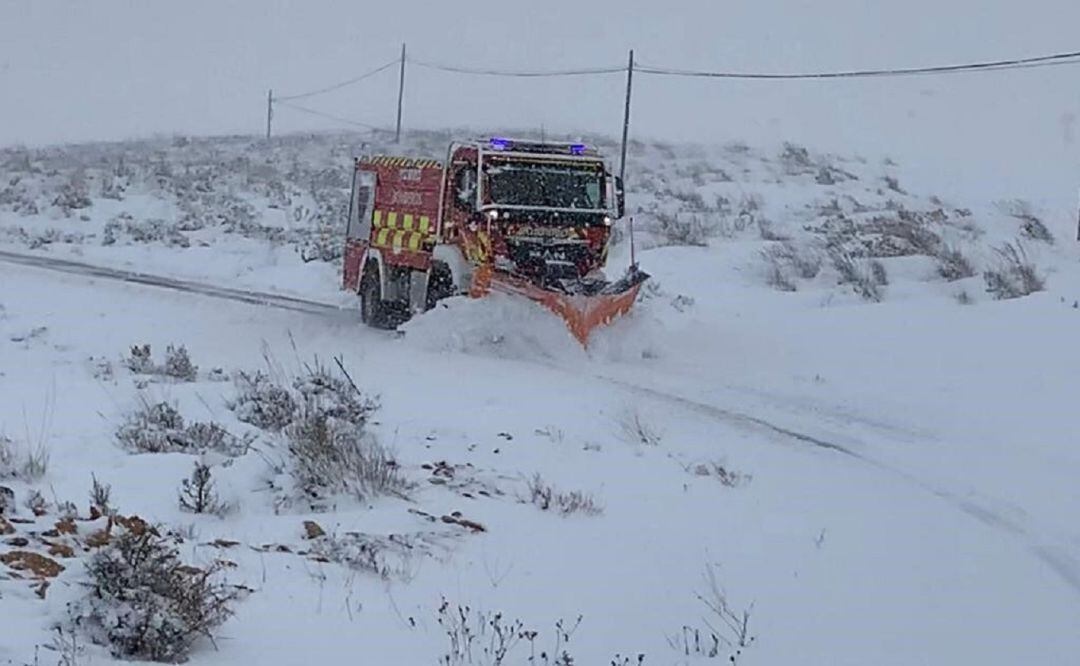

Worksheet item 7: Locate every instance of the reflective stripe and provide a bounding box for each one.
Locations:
[386,211,398,228]
[419,216,431,234]
[403,214,415,231]
[373,210,383,228]
[360,156,443,169]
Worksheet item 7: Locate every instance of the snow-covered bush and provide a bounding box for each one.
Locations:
[163,345,198,382]
[229,370,297,431]
[116,401,251,456]
[178,462,225,515]
[291,360,378,428]
[52,172,92,215]
[73,527,239,662]
[984,242,1045,299]
[122,343,198,381]
[103,215,190,248]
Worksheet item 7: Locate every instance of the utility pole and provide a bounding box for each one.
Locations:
[266,89,273,140]
[619,49,634,187]
[395,43,407,143]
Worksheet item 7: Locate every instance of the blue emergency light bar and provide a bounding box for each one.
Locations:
[486,137,594,156]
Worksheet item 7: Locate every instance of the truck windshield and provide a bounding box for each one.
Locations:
[485,160,604,210]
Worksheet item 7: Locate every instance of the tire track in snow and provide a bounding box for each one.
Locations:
[0,249,348,318]
[593,371,1080,597]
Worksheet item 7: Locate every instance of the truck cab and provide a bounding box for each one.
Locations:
[441,138,624,289]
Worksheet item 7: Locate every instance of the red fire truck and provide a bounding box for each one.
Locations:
[341,137,647,344]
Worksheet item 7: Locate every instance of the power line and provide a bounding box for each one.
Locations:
[275,59,399,102]
[636,48,1080,80]
[273,99,387,132]
[408,57,624,78]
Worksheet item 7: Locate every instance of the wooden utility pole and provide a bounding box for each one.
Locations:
[618,49,634,187]
[395,43,407,143]
[266,89,273,140]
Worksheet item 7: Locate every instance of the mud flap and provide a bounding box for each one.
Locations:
[470,265,649,346]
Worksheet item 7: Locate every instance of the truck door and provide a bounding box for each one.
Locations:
[347,169,375,241]
[342,167,376,291]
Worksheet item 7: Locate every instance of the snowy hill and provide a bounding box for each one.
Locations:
[1,131,1079,665]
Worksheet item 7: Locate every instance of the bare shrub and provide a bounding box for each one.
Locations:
[0,435,49,482]
[870,259,888,286]
[761,241,821,286]
[955,290,974,305]
[307,531,441,580]
[437,600,584,666]
[983,242,1045,300]
[653,211,717,247]
[1001,200,1054,244]
[90,474,113,516]
[437,600,526,666]
[686,461,751,488]
[616,409,662,447]
[829,248,885,302]
[525,474,603,516]
[670,564,754,663]
[780,142,814,174]
[935,244,975,281]
[178,462,224,515]
[25,489,47,515]
[884,174,905,194]
[73,527,239,662]
[285,408,410,505]
[756,218,786,241]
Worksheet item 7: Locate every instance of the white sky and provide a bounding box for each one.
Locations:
[3,0,1080,208]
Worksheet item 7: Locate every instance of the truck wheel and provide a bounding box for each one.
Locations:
[426,262,455,310]
[360,267,387,328]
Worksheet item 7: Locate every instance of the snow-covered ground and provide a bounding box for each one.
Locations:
[1,132,1079,665]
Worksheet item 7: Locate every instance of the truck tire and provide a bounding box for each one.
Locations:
[426,261,455,310]
[359,264,387,328]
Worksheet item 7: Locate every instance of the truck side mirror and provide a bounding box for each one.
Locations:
[614,176,625,219]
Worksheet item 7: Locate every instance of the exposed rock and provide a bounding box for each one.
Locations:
[46,541,76,559]
[0,486,14,514]
[0,516,14,535]
[55,518,78,535]
[440,513,486,533]
[303,520,326,540]
[1,550,65,578]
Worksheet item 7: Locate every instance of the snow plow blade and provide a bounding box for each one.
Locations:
[471,265,650,345]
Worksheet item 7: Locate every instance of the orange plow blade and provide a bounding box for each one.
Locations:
[471,265,650,345]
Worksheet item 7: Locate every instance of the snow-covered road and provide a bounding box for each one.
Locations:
[3,255,1078,665]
